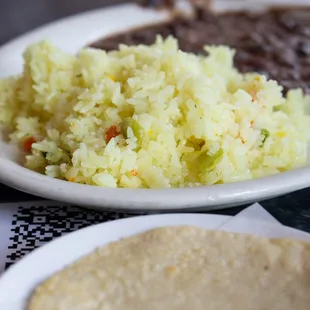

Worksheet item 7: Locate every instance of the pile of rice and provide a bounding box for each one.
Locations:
[0,36,310,188]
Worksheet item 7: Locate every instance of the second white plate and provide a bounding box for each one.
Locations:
[1,212,310,310]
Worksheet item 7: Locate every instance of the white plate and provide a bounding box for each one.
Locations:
[0,213,231,309]
[1,212,310,310]
[0,2,310,211]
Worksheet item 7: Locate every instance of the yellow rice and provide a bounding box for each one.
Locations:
[0,36,309,188]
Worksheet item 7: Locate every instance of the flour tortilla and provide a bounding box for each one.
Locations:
[28,227,310,310]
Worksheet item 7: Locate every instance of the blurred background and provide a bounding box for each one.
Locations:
[0,0,136,46]
[0,0,299,46]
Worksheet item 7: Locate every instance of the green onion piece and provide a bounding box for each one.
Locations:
[197,148,224,172]
[121,117,143,148]
[260,129,270,146]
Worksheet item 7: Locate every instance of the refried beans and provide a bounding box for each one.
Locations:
[90,6,310,94]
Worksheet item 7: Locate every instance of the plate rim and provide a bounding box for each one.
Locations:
[0,3,310,210]
[0,156,309,210]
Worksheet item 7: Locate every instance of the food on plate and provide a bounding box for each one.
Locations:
[28,226,310,310]
[91,7,310,94]
[0,37,310,188]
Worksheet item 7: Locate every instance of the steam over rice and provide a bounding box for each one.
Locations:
[0,36,310,188]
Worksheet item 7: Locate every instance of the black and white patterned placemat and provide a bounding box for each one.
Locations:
[0,201,140,273]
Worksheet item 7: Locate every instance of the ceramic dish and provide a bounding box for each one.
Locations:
[0,1,310,211]
[1,212,310,309]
